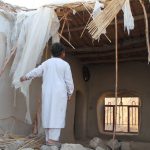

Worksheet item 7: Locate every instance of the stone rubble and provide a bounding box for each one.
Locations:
[14,137,130,150]
[89,137,106,149]
[22,148,34,150]
[2,140,24,150]
[89,137,131,150]
[40,144,92,150]
[41,145,59,150]
[95,146,105,150]
[61,144,88,150]
[107,139,121,150]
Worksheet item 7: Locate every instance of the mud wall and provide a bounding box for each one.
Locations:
[87,62,150,142]
[0,56,87,142]
[1,58,150,143]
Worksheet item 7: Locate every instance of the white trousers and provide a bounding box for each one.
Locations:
[45,128,61,141]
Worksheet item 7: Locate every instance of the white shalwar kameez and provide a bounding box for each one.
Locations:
[25,57,74,140]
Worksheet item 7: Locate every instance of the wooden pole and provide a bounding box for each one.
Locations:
[58,33,75,49]
[112,15,118,150]
[0,46,16,77]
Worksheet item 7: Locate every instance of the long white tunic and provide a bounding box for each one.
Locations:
[25,57,74,128]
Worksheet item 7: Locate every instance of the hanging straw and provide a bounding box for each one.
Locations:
[87,0,126,40]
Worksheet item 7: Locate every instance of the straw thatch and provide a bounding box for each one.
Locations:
[87,0,126,40]
[0,134,45,150]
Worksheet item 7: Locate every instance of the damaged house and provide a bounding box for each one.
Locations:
[0,0,150,149]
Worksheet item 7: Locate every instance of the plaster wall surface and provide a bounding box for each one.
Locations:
[0,56,87,141]
[0,59,41,135]
[87,62,150,142]
[61,56,87,142]
[1,58,150,145]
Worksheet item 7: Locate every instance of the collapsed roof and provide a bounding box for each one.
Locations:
[0,0,149,124]
[1,0,148,65]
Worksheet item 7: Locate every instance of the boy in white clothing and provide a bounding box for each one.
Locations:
[20,43,74,146]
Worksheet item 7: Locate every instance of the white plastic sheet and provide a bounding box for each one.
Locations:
[3,0,97,9]
[122,0,134,35]
[11,7,60,124]
[10,10,37,75]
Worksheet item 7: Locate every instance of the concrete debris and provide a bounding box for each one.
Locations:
[107,139,121,150]
[89,137,102,148]
[96,146,105,150]
[89,137,107,149]
[41,145,59,150]
[2,136,150,150]
[41,144,92,150]
[4,140,24,150]
[21,148,34,150]
[61,144,88,150]
[4,144,18,150]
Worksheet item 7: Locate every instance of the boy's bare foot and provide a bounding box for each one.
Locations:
[47,139,59,144]
[46,139,61,148]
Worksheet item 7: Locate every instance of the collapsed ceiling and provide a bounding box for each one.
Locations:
[0,0,149,127]
[0,0,150,66]
[59,1,150,64]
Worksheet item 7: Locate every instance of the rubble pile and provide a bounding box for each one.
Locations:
[40,137,131,150]
[0,136,131,150]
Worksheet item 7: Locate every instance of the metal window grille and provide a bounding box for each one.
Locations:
[104,97,140,133]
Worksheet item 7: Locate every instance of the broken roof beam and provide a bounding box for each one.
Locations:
[67,37,146,53]
[82,56,147,64]
[76,47,147,58]
[63,13,150,33]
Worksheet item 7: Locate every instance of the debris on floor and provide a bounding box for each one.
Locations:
[89,137,107,149]
[41,144,92,150]
[0,134,45,150]
[0,135,132,150]
[107,139,121,150]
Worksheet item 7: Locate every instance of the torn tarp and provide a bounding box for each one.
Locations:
[11,7,60,124]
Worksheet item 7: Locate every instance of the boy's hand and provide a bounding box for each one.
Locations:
[20,76,27,82]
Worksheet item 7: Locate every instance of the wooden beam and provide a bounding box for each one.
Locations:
[111,13,150,25]
[63,13,150,33]
[76,47,147,58]
[82,56,147,64]
[67,37,146,53]
[56,3,95,17]
[63,26,84,33]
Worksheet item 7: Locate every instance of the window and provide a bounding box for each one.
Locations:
[104,97,140,133]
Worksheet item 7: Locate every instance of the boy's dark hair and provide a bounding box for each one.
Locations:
[51,43,65,57]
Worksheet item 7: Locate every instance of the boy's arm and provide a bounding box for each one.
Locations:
[64,64,74,100]
[20,63,45,82]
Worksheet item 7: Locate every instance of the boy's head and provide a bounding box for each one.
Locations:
[51,43,65,59]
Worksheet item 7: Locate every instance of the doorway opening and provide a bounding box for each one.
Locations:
[74,91,85,140]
